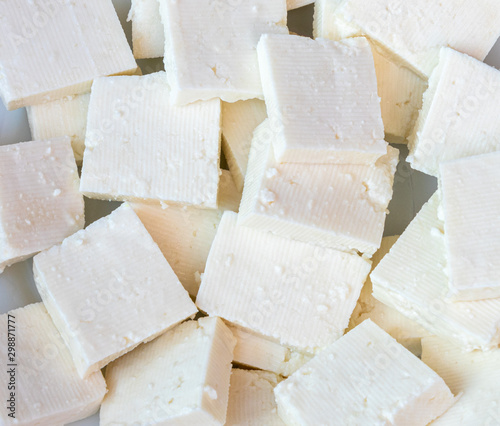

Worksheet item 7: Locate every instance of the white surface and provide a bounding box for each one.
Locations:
[0,1,499,424]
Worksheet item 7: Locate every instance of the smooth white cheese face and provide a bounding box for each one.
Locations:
[80,72,221,208]
[158,0,288,105]
[128,0,165,59]
[257,34,387,164]
[27,93,90,163]
[422,336,500,425]
[0,137,84,273]
[100,317,235,426]
[335,0,500,79]
[0,303,106,426]
[274,320,455,426]
[196,211,372,353]
[0,0,138,110]
[33,203,197,378]
[226,369,285,426]
[408,48,500,177]
[222,100,267,192]
[239,119,399,257]
[440,152,500,301]
[371,193,500,351]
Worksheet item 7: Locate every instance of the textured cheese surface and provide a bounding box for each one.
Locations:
[221,100,267,192]
[128,0,165,59]
[0,0,137,110]
[0,303,106,426]
[408,48,500,177]
[274,320,455,426]
[239,119,398,257]
[0,137,84,273]
[371,193,500,350]
[422,336,500,425]
[440,152,500,301]
[101,317,235,426]
[197,211,371,353]
[33,203,197,378]
[257,34,387,164]
[336,0,500,78]
[226,369,285,426]
[80,72,221,208]
[27,93,90,163]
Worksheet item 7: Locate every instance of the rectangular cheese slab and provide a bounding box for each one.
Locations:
[80,72,221,208]
[274,320,455,426]
[128,0,165,59]
[0,137,84,273]
[100,317,235,426]
[197,211,371,353]
[371,192,500,350]
[257,34,387,164]
[33,203,197,378]
[239,119,398,257]
[408,48,500,177]
[0,303,106,426]
[0,0,138,110]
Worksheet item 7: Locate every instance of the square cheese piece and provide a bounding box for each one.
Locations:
[0,303,106,426]
[80,72,221,208]
[371,192,500,351]
[27,93,90,163]
[33,203,197,378]
[158,0,288,105]
[274,320,455,426]
[0,0,137,110]
[440,152,500,301]
[0,137,84,273]
[335,0,500,78]
[100,317,235,426]
[197,211,372,353]
[422,336,500,425]
[408,48,500,177]
[128,0,165,59]
[257,34,387,164]
[239,119,398,257]
[226,369,284,426]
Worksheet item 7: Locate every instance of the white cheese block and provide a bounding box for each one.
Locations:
[33,203,197,378]
[0,303,106,426]
[222,100,267,192]
[128,0,165,59]
[408,48,500,177]
[239,119,399,257]
[286,0,314,10]
[335,0,500,79]
[274,320,455,426]
[226,369,285,426]
[440,152,500,301]
[100,317,235,426]
[0,0,138,110]
[257,34,387,164]
[80,72,221,208]
[422,336,500,425]
[0,137,84,273]
[371,192,500,351]
[26,93,90,163]
[196,211,371,353]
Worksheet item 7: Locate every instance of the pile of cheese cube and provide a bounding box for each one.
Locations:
[1,0,500,425]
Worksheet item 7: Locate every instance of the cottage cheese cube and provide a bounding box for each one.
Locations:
[158,0,288,105]
[0,303,106,426]
[0,0,137,110]
[371,193,500,351]
[275,320,455,425]
[80,72,221,208]
[197,211,371,353]
[128,0,165,59]
[408,48,500,177]
[33,203,197,378]
[100,317,235,426]
[0,137,84,273]
[239,119,398,257]
[257,34,387,164]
